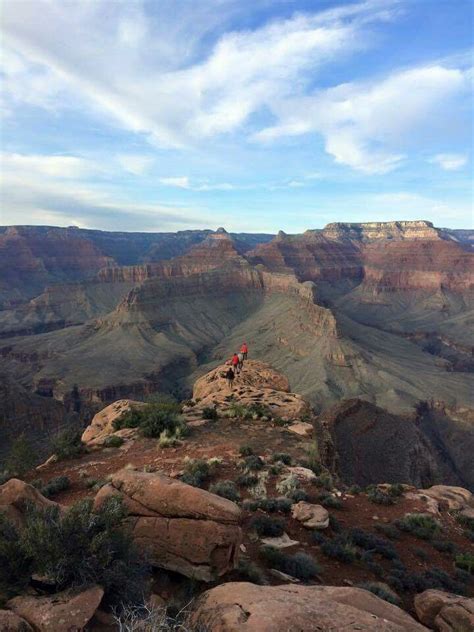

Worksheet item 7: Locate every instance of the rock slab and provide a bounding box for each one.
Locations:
[291,501,329,529]
[81,399,147,446]
[414,589,474,631]
[0,479,59,527]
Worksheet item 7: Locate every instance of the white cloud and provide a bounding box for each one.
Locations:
[159,176,235,191]
[159,176,191,189]
[1,152,100,178]
[116,154,154,175]
[254,65,468,173]
[430,153,468,171]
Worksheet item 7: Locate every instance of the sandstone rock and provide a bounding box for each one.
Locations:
[405,491,440,515]
[414,590,474,631]
[260,532,299,549]
[192,361,309,421]
[7,586,104,632]
[287,466,317,482]
[0,479,59,527]
[287,422,313,436]
[291,502,329,529]
[460,506,474,521]
[81,399,147,446]
[94,469,241,581]
[421,486,473,511]
[190,583,429,631]
[0,610,33,631]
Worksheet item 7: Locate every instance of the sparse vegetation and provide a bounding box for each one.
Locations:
[395,513,441,540]
[40,475,71,498]
[5,434,37,477]
[367,486,395,506]
[321,535,358,564]
[270,452,292,465]
[357,582,400,606]
[455,552,474,574]
[276,473,300,498]
[319,494,343,509]
[431,539,457,553]
[209,480,240,502]
[375,523,400,540]
[240,455,265,472]
[313,471,333,490]
[51,428,85,460]
[261,547,320,580]
[289,488,309,503]
[242,497,292,514]
[180,458,213,488]
[249,514,285,537]
[238,445,254,457]
[349,528,398,560]
[237,558,267,584]
[113,402,187,440]
[202,406,218,421]
[104,434,125,448]
[236,473,259,488]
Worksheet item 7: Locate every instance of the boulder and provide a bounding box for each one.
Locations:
[94,469,242,581]
[291,501,329,529]
[81,399,147,446]
[287,466,317,483]
[405,491,440,515]
[287,422,313,437]
[0,479,59,527]
[421,486,473,512]
[190,583,429,631]
[0,610,33,631]
[260,532,299,549]
[414,589,474,631]
[7,586,104,632]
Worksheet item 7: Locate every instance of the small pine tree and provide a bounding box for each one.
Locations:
[5,434,36,477]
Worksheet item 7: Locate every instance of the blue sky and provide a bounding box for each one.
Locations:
[1,0,472,232]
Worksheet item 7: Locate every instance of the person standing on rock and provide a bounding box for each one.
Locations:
[225,366,235,389]
[241,342,248,360]
[237,351,244,371]
[231,352,240,374]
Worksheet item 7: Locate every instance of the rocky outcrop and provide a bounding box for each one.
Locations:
[414,589,474,631]
[322,220,442,242]
[81,399,146,446]
[190,583,429,631]
[192,360,310,420]
[0,610,33,631]
[7,586,104,632]
[0,479,60,527]
[419,485,473,512]
[94,469,242,581]
[291,502,329,529]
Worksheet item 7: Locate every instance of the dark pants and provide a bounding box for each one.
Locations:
[242,352,247,360]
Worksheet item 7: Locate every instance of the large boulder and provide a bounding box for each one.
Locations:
[192,361,309,421]
[81,399,147,446]
[414,589,474,631]
[94,469,242,581]
[7,586,104,632]
[190,583,429,631]
[0,610,33,631]
[291,501,329,529]
[0,479,59,527]
[420,486,473,512]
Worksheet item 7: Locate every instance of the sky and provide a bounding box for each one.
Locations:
[0,0,473,233]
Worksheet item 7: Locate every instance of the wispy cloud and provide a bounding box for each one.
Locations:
[116,154,155,176]
[429,153,468,171]
[159,176,235,191]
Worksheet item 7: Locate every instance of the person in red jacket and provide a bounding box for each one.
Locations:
[240,342,248,360]
[231,352,240,374]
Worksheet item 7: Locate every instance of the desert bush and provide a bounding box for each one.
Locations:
[226,402,248,419]
[0,512,32,596]
[5,434,37,476]
[328,514,342,532]
[209,480,240,502]
[455,512,474,531]
[51,428,85,460]
[424,567,466,594]
[249,515,285,537]
[455,552,474,574]
[313,471,333,490]
[273,417,288,427]
[395,513,441,540]
[41,476,71,498]
[114,402,186,440]
[247,403,272,419]
[360,551,384,578]
[113,602,200,632]
[261,547,320,581]
[236,473,259,488]
[357,582,400,605]
[348,485,362,495]
[320,495,343,510]
[202,407,218,421]
[431,539,457,553]
[237,558,267,585]
[271,453,292,465]
[413,547,429,561]
[388,483,405,498]
[276,473,300,498]
[180,459,212,488]
[243,497,292,514]
[375,523,400,540]
[269,462,285,475]
[104,435,125,448]
[310,531,327,545]
[349,528,398,560]
[304,441,321,474]
[289,488,309,503]
[238,445,254,457]
[367,487,395,506]
[240,455,265,472]
[321,535,358,564]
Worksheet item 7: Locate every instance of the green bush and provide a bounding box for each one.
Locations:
[320,495,343,510]
[357,582,400,605]
[348,485,362,495]
[321,535,358,564]
[289,489,309,503]
[0,513,32,596]
[209,480,240,502]
[5,434,36,477]
[41,476,71,498]
[270,453,292,465]
[202,407,218,421]
[313,471,333,490]
[180,459,212,488]
[237,558,267,585]
[261,547,320,581]
[242,497,292,514]
[388,483,405,498]
[51,428,85,460]
[240,455,264,471]
[455,552,474,574]
[395,513,441,540]
[455,512,474,531]
[375,523,400,540]
[249,515,285,537]
[113,402,186,440]
[236,473,259,488]
[349,528,398,560]
[276,474,300,497]
[431,539,457,553]
[239,445,254,457]
[0,497,148,604]
[103,435,125,448]
[367,487,395,506]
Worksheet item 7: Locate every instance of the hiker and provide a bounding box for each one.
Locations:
[241,342,248,360]
[231,352,240,374]
[225,366,235,389]
[237,351,244,371]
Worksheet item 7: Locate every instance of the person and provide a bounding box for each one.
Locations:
[231,352,240,374]
[237,351,244,371]
[241,342,248,360]
[225,366,235,389]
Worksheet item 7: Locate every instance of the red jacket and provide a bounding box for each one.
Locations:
[241,344,248,353]
[232,354,239,366]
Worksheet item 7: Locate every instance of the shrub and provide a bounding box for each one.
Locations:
[413,547,429,561]
[238,445,254,457]
[320,495,343,510]
[41,476,71,498]
[269,462,285,475]
[51,428,85,460]
[5,434,36,476]
[395,514,441,540]
[157,430,181,448]
[432,539,457,553]
[271,453,292,465]
[236,473,259,488]
[209,480,240,502]
[321,535,358,564]
[113,402,186,440]
[202,407,218,421]
[261,547,320,580]
[310,531,327,545]
[305,441,321,474]
[180,459,212,488]
[290,488,309,503]
[247,403,272,419]
[313,471,333,490]
[455,552,474,574]
[276,474,300,498]
[349,528,398,560]
[226,402,248,419]
[328,514,342,532]
[273,417,287,427]
[240,455,265,472]
[237,558,267,584]
[424,567,466,594]
[0,512,32,596]
[348,485,362,495]
[3,497,148,605]
[249,515,285,537]
[103,435,125,448]
[375,523,400,540]
[357,582,400,606]
[243,497,292,514]
[455,512,474,531]
[388,483,405,498]
[360,551,384,578]
[367,487,395,506]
